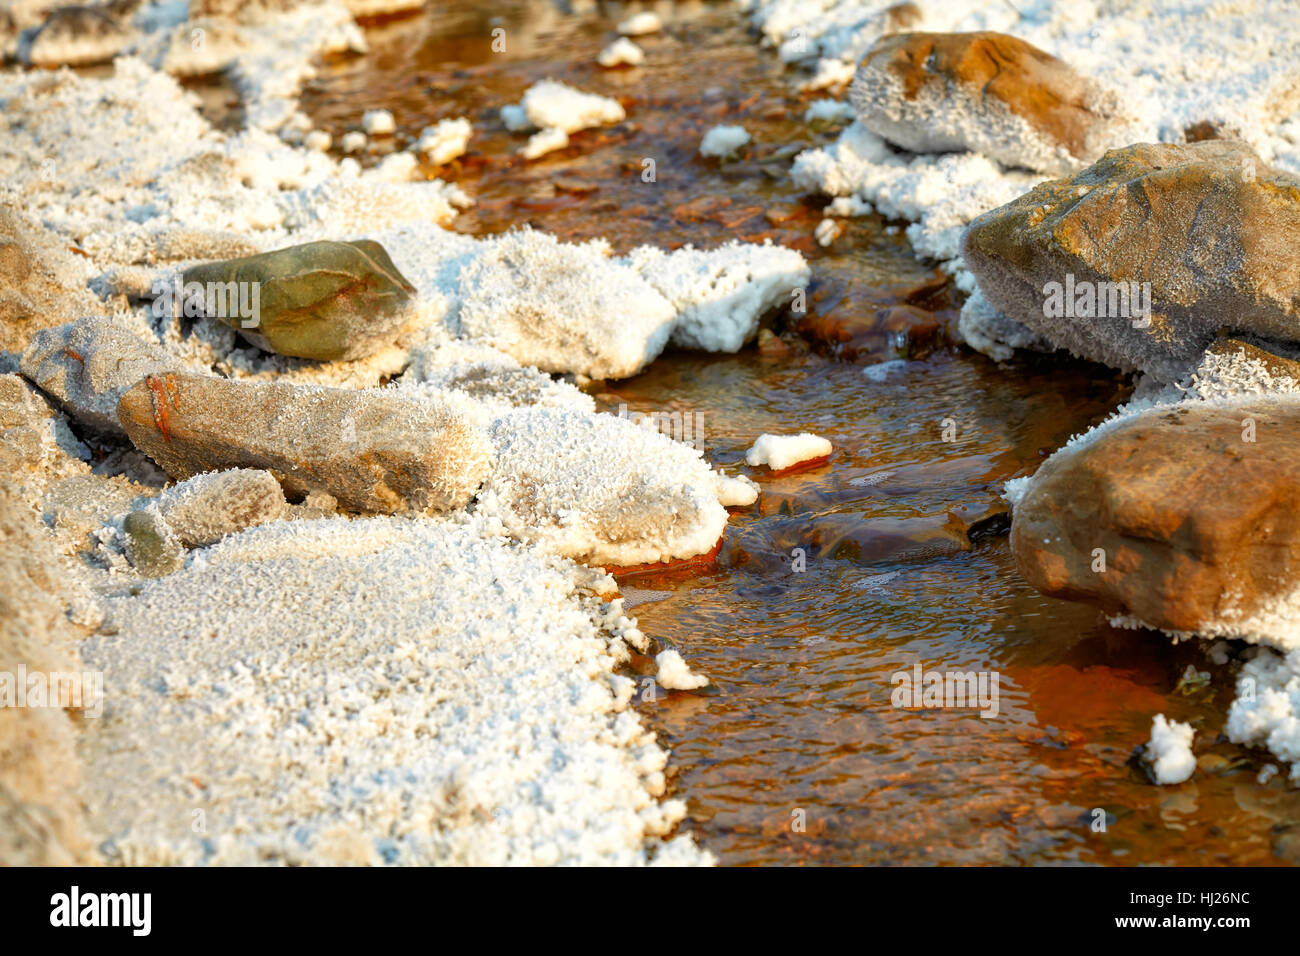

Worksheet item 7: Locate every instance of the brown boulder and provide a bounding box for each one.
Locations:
[849,31,1136,174]
[1011,399,1300,636]
[117,373,490,515]
[963,141,1300,382]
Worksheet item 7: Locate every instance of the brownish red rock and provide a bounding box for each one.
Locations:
[1011,399,1300,636]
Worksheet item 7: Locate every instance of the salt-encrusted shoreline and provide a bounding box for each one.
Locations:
[0,0,819,865]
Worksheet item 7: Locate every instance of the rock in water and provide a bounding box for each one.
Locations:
[1010,399,1300,641]
[181,240,417,362]
[963,141,1300,381]
[21,316,177,436]
[849,31,1135,175]
[116,373,490,515]
[153,469,289,547]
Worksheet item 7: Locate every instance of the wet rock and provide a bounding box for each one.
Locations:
[116,372,490,515]
[0,203,103,355]
[181,240,417,362]
[21,317,177,436]
[962,141,1300,382]
[849,32,1136,175]
[1010,399,1300,638]
[153,469,289,547]
[19,5,130,68]
[123,508,184,577]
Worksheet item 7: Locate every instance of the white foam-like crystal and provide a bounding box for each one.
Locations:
[699,124,751,159]
[417,117,472,165]
[745,433,833,470]
[1146,714,1196,785]
[617,11,662,36]
[655,650,710,690]
[598,36,645,68]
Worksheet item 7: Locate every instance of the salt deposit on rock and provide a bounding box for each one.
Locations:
[715,472,759,507]
[849,31,1138,175]
[628,240,809,352]
[0,483,96,864]
[117,373,491,515]
[507,79,626,134]
[80,515,710,865]
[1146,715,1196,785]
[699,124,751,159]
[456,229,675,380]
[520,126,569,160]
[746,433,833,471]
[962,141,1300,382]
[655,649,710,690]
[417,117,472,165]
[804,98,855,124]
[1227,649,1300,783]
[482,407,730,566]
[0,203,103,355]
[362,108,395,136]
[21,317,179,437]
[598,36,644,68]
[340,130,367,152]
[617,11,661,36]
[18,4,130,67]
[152,468,290,547]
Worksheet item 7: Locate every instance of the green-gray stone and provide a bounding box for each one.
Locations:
[123,508,184,578]
[182,239,417,362]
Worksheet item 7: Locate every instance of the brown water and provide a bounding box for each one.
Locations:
[299,1,1300,865]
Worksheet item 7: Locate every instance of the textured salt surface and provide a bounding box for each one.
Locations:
[0,17,831,864]
[82,516,709,865]
[1146,715,1196,785]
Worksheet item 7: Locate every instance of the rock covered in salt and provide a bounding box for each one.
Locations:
[417,117,472,165]
[617,12,661,37]
[21,317,179,437]
[699,124,750,159]
[745,433,833,471]
[598,36,644,68]
[457,229,675,381]
[655,649,710,690]
[116,372,491,515]
[1146,714,1196,785]
[481,407,729,566]
[361,108,395,136]
[152,468,289,547]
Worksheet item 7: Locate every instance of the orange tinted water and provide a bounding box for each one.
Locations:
[300,1,1300,865]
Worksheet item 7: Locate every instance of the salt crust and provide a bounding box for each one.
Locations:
[1146,715,1196,785]
[0,24,807,864]
[82,514,711,865]
[699,124,751,159]
[745,433,833,470]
